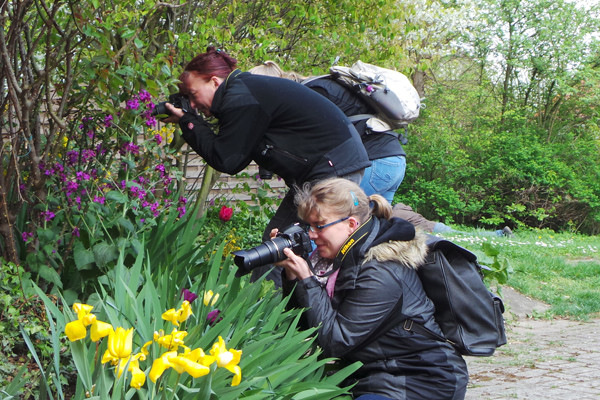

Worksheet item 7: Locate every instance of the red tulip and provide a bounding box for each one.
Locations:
[218,206,233,222]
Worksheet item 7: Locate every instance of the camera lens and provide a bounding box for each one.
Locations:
[151,102,170,117]
[233,236,291,275]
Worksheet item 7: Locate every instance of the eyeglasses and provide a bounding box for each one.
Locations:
[308,216,350,233]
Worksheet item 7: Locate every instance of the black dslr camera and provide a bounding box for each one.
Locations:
[151,93,192,116]
[233,223,312,276]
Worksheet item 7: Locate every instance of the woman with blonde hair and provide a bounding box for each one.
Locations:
[274,178,468,400]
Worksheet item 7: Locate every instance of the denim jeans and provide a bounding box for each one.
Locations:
[359,155,406,203]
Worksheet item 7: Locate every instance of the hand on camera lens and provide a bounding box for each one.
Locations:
[161,103,184,123]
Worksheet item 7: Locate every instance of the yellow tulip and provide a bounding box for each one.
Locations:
[90,320,113,342]
[65,320,87,341]
[149,351,177,382]
[154,328,187,351]
[107,327,134,359]
[162,301,193,327]
[178,301,193,323]
[209,336,242,386]
[73,303,94,320]
[171,355,210,378]
[161,308,178,326]
[129,361,146,389]
[203,290,219,307]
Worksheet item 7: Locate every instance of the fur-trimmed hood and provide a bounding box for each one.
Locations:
[363,229,429,269]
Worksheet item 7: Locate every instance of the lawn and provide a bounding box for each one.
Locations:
[439,228,600,319]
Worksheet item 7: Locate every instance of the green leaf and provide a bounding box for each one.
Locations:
[134,38,144,49]
[106,190,129,203]
[93,242,119,267]
[74,242,96,270]
[37,265,62,288]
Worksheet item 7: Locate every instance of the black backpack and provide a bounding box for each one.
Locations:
[404,235,507,356]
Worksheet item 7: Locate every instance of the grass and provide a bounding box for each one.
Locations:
[437,228,600,320]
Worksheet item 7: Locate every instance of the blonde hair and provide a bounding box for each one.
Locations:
[295,178,391,224]
[248,61,285,78]
[249,61,307,82]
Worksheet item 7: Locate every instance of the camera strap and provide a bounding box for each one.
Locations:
[309,216,375,279]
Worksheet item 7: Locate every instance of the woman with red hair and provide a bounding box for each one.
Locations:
[164,47,370,286]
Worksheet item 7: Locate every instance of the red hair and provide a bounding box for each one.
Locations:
[179,46,237,90]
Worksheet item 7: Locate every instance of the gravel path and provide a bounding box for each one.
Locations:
[465,288,600,399]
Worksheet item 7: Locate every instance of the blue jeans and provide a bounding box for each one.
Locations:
[360,155,406,203]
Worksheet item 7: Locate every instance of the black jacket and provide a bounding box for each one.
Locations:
[304,76,406,161]
[178,70,370,187]
[284,217,468,400]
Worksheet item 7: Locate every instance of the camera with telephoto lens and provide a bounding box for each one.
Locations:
[151,93,192,116]
[232,223,312,276]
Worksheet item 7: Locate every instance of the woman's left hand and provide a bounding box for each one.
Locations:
[276,248,313,281]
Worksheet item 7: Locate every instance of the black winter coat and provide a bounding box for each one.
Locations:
[284,217,468,400]
[178,70,370,187]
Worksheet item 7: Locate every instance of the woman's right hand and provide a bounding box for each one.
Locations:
[161,103,185,124]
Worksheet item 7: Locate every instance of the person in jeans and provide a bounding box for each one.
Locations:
[162,48,370,286]
[250,61,407,203]
[274,178,468,400]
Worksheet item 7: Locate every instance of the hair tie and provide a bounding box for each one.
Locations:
[350,191,359,206]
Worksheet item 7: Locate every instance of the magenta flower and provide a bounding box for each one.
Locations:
[181,289,199,303]
[104,114,113,127]
[93,195,106,204]
[72,227,80,237]
[22,232,33,242]
[145,116,157,127]
[207,310,223,326]
[126,98,140,110]
[177,206,186,218]
[154,134,162,145]
[41,211,55,221]
[139,89,151,103]
[218,206,233,222]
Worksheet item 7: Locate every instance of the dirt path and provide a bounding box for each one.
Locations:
[465,287,600,399]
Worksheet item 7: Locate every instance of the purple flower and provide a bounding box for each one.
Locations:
[22,232,33,242]
[126,98,140,110]
[177,206,186,218]
[66,150,79,166]
[104,114,113,127]
[207,310,223,326]
[93,195,106,204]
[154,134,162,145]
[145,115,157,127]
[120,142,139,155]
[65,181,79,196]
[41,211,55,221]
[150,202,160,217]
[139,89,151,103]
[72,227,80,238]
[181,288,199,303]
[81,149,96,162]
[76,171,91,181]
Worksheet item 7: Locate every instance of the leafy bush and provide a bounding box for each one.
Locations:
[17,91,188,298]
[398,103,600,234]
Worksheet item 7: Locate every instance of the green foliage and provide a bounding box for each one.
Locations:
[17,91,188,296]
[29,237,361,398]
[0,260,57,399]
